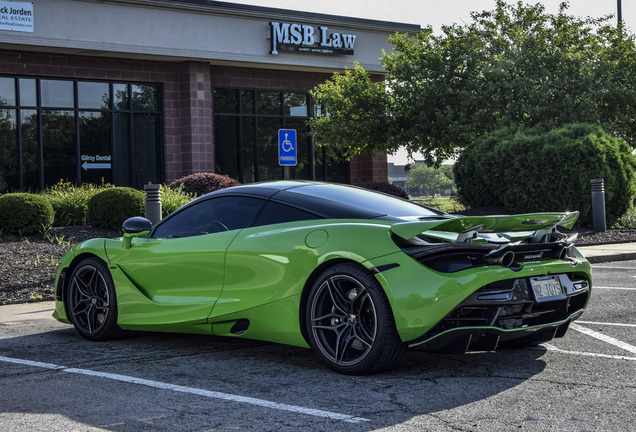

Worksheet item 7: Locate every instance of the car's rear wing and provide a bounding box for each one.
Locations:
[390,212,579,242]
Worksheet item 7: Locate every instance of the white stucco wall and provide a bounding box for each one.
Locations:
[0,0,421,73]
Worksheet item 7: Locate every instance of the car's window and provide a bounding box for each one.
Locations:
[277,184,445,219]
[253,201,322,227]
[153,196,265,238]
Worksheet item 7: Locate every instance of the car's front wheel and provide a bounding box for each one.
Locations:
[306,263,406,375]
[67,257,122,341]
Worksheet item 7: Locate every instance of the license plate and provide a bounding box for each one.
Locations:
[530,276,566,302]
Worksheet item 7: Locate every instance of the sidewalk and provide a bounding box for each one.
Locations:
[0,301,56,323]
[576,242,636,264]
[1,243,633,324]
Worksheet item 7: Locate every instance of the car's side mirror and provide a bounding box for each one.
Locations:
[122,217,152,249]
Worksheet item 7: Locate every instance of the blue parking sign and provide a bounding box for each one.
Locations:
[278,129,297,166]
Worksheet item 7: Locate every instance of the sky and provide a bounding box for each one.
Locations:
[223,0,631,31]
[221,1,633,164]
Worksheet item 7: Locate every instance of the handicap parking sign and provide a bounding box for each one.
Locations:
[278,129,297,166]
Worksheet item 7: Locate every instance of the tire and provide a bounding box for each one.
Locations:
[67,257,123,341]
[305,263,406,375]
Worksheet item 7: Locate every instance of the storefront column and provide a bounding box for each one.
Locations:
[174,61,214,179]
[349,153,388,185]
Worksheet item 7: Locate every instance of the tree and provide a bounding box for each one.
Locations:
[406,164,455,196]
[310,64,394,160]
[310,1,636,165]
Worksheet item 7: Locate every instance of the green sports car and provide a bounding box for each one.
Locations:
[53,181,592,375]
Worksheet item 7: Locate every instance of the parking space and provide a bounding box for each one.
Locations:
[1,260,635,431]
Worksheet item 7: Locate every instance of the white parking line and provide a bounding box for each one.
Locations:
[576,320,636,328]
[591,266,636,271]
[543,344,636,361]
[0,356,369,424]
[592,286,636,291]
[570,323,636,355]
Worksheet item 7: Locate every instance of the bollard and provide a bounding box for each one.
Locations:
[591,179,606,232]
[144,184,162,226]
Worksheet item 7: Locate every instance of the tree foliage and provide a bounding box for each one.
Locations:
[311,64,394,160]
[406,164,455,195]
[311,1,636,165]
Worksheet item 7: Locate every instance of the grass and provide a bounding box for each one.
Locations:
[41,180,110,226]
[161,183,196,217]
[412,196,466,213]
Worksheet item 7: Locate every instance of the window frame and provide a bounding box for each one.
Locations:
[0,75,163,191]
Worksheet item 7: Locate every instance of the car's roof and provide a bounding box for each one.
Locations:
[198,180,320,199]
[195,181,445,220]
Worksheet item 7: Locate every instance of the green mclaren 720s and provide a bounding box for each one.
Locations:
[53,181,591,375]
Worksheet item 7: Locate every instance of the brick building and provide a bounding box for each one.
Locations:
[0,0,419,192]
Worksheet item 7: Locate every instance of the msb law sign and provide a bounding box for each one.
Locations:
[270,21,356,56]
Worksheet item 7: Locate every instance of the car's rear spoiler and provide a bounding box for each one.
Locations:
[390,212,579,241]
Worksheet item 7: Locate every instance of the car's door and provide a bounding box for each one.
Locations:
[213,200,323,317]
[110,196,265,307]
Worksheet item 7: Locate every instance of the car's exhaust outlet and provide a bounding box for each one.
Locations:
[559,245,574,260]
[484,251,515,267]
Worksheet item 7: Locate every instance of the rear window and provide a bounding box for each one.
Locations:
[253,201,321,227]
[277,184,442,219]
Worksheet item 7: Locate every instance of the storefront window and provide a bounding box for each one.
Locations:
[0,77,15,106]
[240,90,254,114]
[113,83,129,110]
[257,91,280,115]
[133,113,160,187]
[78,82,110,110]
[213,88,348,184]
[0,109,17,192]
[19,79,37,107]
[284,92,308,117]
[132,84,159,111]
[21,109,39,191]
[214,88,238,113]
[80,111,112,185]
[40,80,74,108]
[0,76,162,192]
[42,110,75,187]
[257,117,282,181]
[241,118,256,183]
[214,116,239,180]
[113,113,131,186]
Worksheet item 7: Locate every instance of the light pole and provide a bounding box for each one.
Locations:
[618,0,623,25]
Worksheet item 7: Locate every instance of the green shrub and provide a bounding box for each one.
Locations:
[0,193,54,234]
[357,181,410,199]
[42,181,110,226]
[611,206,636,229]
[168,172,240,196]
[454,123,636,226]
[161,183,195,217]
[87,187,144,231]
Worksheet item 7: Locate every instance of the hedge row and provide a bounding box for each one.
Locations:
[454,123,636,226]
[0,173,238,234]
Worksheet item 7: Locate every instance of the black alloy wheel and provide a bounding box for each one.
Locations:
[67,257,122,341]
[306,263,406,375]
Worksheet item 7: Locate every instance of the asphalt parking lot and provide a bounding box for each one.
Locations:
[1,260,635,432]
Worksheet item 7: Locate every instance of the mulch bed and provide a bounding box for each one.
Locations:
[1,221,634,305]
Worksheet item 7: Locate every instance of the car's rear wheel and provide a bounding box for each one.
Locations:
[67,257,122,341]
[306,263,406,375]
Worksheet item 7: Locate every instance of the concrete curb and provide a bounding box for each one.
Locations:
[584,252,636,264]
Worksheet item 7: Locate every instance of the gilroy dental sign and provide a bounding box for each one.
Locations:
[270,22,356,55]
